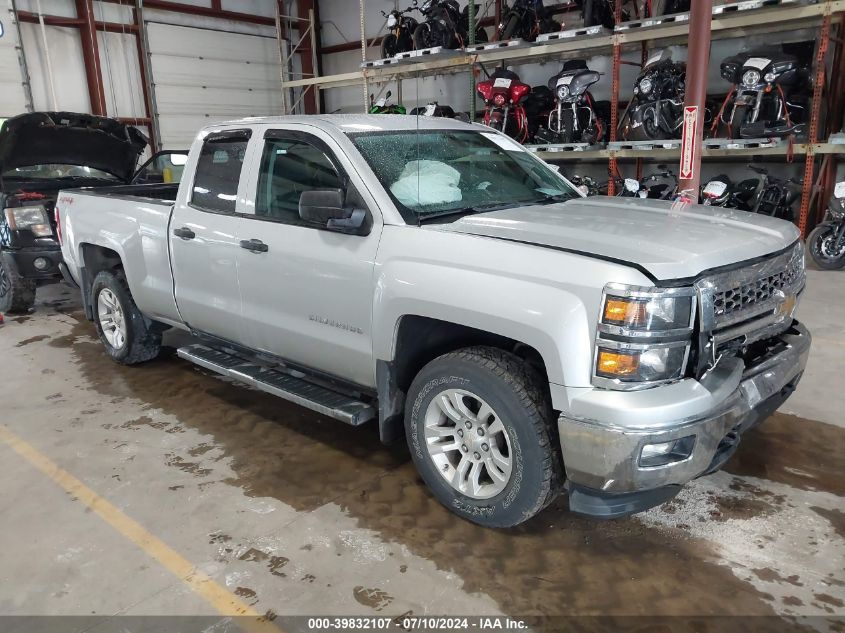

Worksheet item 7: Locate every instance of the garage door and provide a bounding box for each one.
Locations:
[146,22,282,148]
[0,6,30,119]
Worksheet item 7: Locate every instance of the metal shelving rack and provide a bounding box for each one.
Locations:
[282,0,845,233]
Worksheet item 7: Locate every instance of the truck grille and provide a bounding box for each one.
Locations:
[713,251,803,321]
[695,243,805,358]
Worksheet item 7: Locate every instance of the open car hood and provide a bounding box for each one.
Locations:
[0,112,148,182]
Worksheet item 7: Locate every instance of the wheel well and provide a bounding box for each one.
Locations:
[394,315,549,392]
[79,244,123,320]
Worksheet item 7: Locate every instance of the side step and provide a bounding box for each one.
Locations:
[177,344,376,426]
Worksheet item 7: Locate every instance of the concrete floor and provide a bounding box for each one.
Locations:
[0,267,843,631]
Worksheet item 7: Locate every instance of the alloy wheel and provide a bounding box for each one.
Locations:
[423,389,513,499]
[97,288,127,350]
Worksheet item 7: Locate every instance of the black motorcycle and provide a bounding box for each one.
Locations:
[577,0,630,29]
[701,166,800,221]
[620,50,686,141]
[413,0,487,50]
[638,167,678,200]
[715,47,808,139]
[535,60,607,145]
[409,101,463,119]
[495,0,560,42]
[381,5,420,58]
[808,181,845,270]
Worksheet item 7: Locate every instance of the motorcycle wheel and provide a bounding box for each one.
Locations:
[473,26,488,43]
[583,0,596,27]
[499,14,519,40]
[381,34,399,58]
[729,104,748,139]
[413,23,437,49]
[808,223,845,270]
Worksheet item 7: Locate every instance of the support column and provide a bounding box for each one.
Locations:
[296,0,320,114]
[677,0,713,197]
[75,0,107,115]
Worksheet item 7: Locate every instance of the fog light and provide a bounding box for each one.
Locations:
[639,435,695,468]
[33,257,50,271]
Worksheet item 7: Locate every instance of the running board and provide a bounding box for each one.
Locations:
[177,344,376,426]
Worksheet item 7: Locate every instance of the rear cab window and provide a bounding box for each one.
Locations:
[190,131,251,214]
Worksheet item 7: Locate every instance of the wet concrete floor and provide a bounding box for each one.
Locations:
[0,272,843,631]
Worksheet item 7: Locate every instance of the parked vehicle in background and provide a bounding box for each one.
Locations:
[577,0,630,29]
[381,4,420,57]
[715,47,808,139]
[807,181,845,270]
[408,102,467,120]
[370,91,407,114]
[621,49,686,141]
[413,0,487,50]
[0,112,152,313]
[637,167,678,200]
[58,115,811,528]
[535,59,607,145]
[701,166,800,222]
[495,0,560,42]
[477,67,532,142]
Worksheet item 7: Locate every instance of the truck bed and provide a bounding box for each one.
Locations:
[64,182,179,204]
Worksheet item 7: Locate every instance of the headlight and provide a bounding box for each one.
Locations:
[4,205,53,237]
[639,77,653,95]
[764,72,775,83]
[742,69,761,88]
[556,85,570,100]
[593,284,696,390]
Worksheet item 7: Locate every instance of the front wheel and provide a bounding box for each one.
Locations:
[405,347,563,528]
[808,223,845,270]
[414,22,448,49]
[381,33,399,58]
[91,270,162,364]
[0,251,36,314]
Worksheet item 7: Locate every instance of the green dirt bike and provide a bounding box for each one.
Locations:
[369,91,407,114]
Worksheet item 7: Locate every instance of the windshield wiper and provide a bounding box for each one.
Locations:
[534,193,572,205]
[418,202,521,223]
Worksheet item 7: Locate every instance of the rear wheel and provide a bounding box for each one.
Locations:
[381,33,399,58]
[808,223,845,270]
[91,270,162,365]
[405,347,563,528]
[0,251,36,314]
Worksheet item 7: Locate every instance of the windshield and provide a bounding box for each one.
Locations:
[350,130,577,223]
[1,164,120,181]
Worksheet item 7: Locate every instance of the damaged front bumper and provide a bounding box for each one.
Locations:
[558,321,811,519]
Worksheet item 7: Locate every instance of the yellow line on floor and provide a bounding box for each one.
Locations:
[0,425,282,633]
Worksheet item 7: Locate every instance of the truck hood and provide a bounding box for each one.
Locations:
[433,197,800,281]
[0,112,148,182]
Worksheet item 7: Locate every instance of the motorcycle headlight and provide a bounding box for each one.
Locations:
[742,69,761,88]
[639,77,653,95]
[556,85,570,100]
[593,284,696,390]
[4,205,53,237]
[764,72,775,83]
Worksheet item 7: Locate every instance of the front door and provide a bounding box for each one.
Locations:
[235,127,383,388]
[170,129,251,343]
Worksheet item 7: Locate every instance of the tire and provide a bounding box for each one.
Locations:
[413,22,446,50]
[808,223,845,270]
[381,33,399,58]
[91,269,162,365]
[0,251,36,314]
[500,14,519,41]
[405,346,564,528]
[729,104,748,139]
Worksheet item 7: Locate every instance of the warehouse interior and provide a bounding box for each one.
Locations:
[1,0,844,631]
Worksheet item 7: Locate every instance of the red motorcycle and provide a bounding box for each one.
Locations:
[477,68,532,142]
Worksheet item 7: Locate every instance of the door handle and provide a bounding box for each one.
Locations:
[240,239,269,253]
[173,227,196,240]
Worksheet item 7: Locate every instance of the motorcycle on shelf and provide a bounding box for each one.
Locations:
[495,0,560,42]
[568,174,604,196]
[576,0,630,29]
[714,47,809,139]
[477,68,532,142]
[807,181,845,270]
[380,4,420,58]
[413,0,488,50]
[369,91,406,114]
[534,59,608,145]
[408,102,468,120]
[620,49,686,141]
[701,166,801,221]
[637,167,679,200]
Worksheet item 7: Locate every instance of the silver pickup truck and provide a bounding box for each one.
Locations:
[57,115,810,527]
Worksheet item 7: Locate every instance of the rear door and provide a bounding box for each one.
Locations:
[169,129,252,342]
[234,126,383,388]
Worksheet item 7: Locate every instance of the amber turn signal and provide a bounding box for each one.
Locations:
[597,350,640,377]
[603,298,647,326]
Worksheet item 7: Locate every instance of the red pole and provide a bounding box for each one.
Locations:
[75,0,108,116]
[677,0,713,197]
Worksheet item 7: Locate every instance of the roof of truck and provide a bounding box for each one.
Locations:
[214,114,476,134]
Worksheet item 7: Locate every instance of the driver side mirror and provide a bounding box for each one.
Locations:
[299,188,367,234]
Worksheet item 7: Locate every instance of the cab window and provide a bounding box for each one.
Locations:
[255,137,344,226]
[191,136,248,214]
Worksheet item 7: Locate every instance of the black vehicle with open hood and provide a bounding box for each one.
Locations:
[0,112,153,313]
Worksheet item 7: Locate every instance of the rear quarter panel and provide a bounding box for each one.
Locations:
[57,190,180,324]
